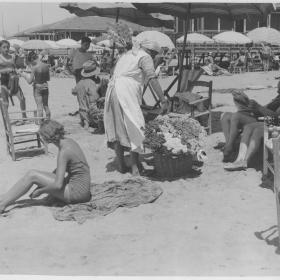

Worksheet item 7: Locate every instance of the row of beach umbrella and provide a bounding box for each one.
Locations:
[1,26,279,51]
[177,27,280,46]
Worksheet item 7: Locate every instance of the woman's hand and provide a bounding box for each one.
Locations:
[248,99,260,112]
[30,187,45,199]
[160,99,169,115]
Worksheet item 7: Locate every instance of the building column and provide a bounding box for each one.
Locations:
[233,20,236,31]
[267,14,271,27]
[191,18,194,32]
[243,18,246,33]
[217,17,221,32]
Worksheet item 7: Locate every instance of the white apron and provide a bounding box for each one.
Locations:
[104,49,149,153]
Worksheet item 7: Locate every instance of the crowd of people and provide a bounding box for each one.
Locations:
[0,34,279,214]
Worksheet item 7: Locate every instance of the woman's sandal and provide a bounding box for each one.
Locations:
[224,161,247,171]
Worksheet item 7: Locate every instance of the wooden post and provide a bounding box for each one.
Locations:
[177,3,191,91]
[217,17,221,33]
[111,8,120,69]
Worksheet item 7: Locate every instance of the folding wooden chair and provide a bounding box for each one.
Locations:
[263,121,275,176]
[171,68,213,134]
[0,100,48,161]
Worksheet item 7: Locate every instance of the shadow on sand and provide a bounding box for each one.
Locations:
[255,225,280,255]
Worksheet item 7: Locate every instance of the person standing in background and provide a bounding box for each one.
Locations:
[260,43,272,72]
[20,52,51,121]
[66,37,92,116]
[66,37,92,83]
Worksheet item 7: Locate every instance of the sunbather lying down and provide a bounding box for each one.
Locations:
[201,60,231,76]
[220,83,280,163]
[0,120,91,214]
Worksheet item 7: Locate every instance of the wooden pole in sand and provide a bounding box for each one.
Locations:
[177,3,191,91]
[111,8,120,69]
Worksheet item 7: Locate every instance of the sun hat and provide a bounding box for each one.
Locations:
[81,60,100,78]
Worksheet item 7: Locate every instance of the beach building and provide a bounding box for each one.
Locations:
[11,15,173,41]
[175,3,280,37]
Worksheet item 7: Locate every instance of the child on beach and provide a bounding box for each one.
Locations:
[0,120,91,214]
[19,51,51,120]
[72,60,101,131]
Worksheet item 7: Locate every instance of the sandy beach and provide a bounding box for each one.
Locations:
[0,70,279,276]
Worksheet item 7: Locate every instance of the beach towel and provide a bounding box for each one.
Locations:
[51,177,163,224]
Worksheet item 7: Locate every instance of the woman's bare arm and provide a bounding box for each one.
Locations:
[39,149,68,192]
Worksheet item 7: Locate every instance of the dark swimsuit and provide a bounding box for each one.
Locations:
[65,158,91,203]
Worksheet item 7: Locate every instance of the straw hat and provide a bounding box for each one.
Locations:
[81,60,100,78]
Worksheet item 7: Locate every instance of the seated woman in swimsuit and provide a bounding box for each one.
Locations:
[220,84,280,162]
[0,120,91,214]
[224,87,280,171]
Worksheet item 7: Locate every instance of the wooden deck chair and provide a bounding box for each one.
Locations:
[0,100,48,161]
[263,121,275,177]
[272,137,280,239]
[171,68,213,134]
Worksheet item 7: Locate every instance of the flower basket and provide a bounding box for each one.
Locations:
[153,152,193,179]
[144,113,207,179]
[88,104,105,133]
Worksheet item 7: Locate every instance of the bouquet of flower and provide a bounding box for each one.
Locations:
[107,22,133,49]
[144,113,207,157]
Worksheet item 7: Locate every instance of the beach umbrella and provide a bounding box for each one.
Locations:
[135,31,175,50]
[133,3,274,20]
[247,27,280,45]
[177,33,214,44]
[21,40,52,50]
[213,31,252,44]
[59,2,174,29]
[8,39,24,47]
[45,40,60,49]
[56,38,80,49]
[97,39,123,48]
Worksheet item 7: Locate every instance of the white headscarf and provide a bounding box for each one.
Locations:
[132,38,161,55]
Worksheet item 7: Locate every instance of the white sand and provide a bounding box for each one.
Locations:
[0,71,279,275]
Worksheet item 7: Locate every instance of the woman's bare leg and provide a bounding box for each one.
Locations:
[224,112,256,155]
[130,151,140,176]
[244,124,264,164]
[113,141,127,173]
[42,91,51,119]
[220,112,232,143]
[33,91,44,119]
[16,88,27,119]
[234,123,258,162]
[0,170,67,212]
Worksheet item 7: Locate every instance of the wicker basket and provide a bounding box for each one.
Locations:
[153,152,193,179]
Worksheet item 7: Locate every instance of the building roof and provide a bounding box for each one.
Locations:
[13,15,172,37]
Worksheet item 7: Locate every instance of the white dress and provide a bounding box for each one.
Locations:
[104,49,156,153]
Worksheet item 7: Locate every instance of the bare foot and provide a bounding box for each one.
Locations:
[131,164,140,177]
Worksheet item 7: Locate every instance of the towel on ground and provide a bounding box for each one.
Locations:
[51,177,163,224]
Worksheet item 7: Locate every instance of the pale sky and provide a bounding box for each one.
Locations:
[0,1,72,37]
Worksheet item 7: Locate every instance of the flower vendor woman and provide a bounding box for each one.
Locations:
[104,39,169,176]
